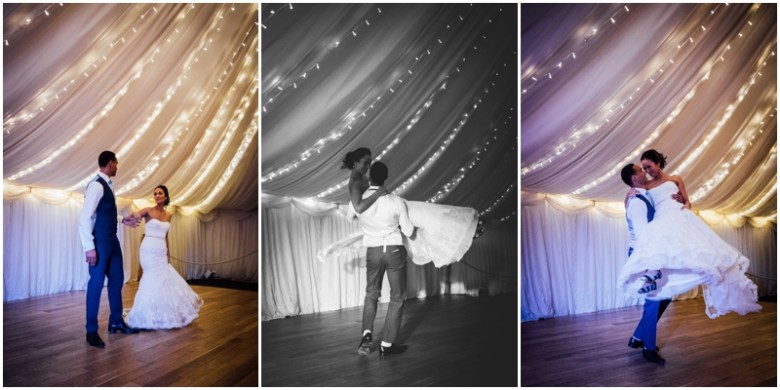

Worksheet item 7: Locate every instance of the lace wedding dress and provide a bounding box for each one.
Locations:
[617,181,761,318]
[126,219,204,329]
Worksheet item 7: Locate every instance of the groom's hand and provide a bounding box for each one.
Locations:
[85,250,97,266]
[122,215,140,228]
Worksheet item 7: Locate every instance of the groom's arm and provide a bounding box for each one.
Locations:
[79,181,103,253]
[397,198,414,237]
[626,198,649,238]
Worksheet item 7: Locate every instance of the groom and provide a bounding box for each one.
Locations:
[348,162,415,356]
[79,151,141,348]
[620,163,672,364]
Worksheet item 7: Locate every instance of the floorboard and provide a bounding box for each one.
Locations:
[521,298,776,386]
[262,294,518,386]
[3,282,258,386]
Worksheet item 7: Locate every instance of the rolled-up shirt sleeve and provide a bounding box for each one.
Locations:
[626,198,649,240]
[398,198,414,237]
[79,181,102,252]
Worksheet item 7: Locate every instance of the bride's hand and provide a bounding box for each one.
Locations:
[624,188,640,208]
[377,186,390,196]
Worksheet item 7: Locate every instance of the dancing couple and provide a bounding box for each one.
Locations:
[329,147,484,356]
[618,149,761,364]
[79,151,203,348]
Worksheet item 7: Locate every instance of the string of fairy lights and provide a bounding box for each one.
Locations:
[480,182,516,216]
[193,112,258,211]
[314,46,516,199]
[522,4,636,93]
[5,4,224,183]
[688,107,776,202]
[59,4,257,193]
[174,83,258,206]
[260,2,293,29]
[522,3,762,179]
[261,5,505,185]
[4,3,65,46]
[4,4,193,133]
[568,40,776,196]
[425,109,515,203]
[117,40,258,197]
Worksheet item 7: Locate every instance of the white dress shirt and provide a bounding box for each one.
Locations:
[626,187,653,251]
[347,186,414,250]
[79,172,123,252]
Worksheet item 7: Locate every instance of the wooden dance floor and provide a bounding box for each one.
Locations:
[521,298,776,386]
[3,282,258,386]
[262,294,518,386]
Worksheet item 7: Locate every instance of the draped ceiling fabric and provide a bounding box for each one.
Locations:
[3,3,259,300]
[261,4,518,319]
[521,4,777,321]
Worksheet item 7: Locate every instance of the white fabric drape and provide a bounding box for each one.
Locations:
[260,3,518,320]
[3,4,259,301]
[3,191,257,302]
[261,195,516,321]
[520,191,776,322]
[520,3,776,321]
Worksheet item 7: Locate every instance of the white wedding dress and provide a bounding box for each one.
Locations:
[617,181,761,319]
[319,198,479,268]
[126,219,204,329]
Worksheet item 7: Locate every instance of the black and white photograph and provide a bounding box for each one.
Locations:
[261,3,518,387]
[521,3,776,386]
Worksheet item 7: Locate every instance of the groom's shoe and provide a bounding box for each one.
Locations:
[379,344,408,355]
[642,349,665,364]
[628,337,660,351]
[86,332,105,348]
[358,333,372,355]
[109,321,139,334]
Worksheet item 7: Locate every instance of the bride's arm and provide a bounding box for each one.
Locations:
[350,181,388,214]
[672,176,692,209]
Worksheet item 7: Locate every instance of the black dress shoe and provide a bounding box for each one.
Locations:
[642,349,665,364]
[357,333,372,355]
[108,321,139,334]
[628,337,659,351]
[379,344,408,355]
[86,332,105,348]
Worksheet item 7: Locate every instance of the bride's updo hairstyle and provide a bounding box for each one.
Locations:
[156,184,170,207]
[641,149,668,169]
[341,147,371,170]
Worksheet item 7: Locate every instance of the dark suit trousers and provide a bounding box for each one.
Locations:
[362,245,407,344]
[632,298,671,350]
[86,235,125,332]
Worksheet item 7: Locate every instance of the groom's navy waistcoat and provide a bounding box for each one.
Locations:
[634,194,655,222]
[93,176,117,238]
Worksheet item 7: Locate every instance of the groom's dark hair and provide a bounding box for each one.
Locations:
[98,151,117,167]
[621,164,636,187]
[369,162,388,186]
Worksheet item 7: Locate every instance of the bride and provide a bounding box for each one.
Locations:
[126,185,204,329]
[320,147,483,268]
[618,149,761,319]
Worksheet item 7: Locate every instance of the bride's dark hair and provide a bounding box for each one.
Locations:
[341,147,371,170]
[156,184,170,207]
[641,149,668,169]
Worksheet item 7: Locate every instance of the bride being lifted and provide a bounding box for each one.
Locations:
[320,147,484,267]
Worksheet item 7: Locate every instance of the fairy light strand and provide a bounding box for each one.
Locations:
[265,5,505,185]
[426,110,515,203]
[688,108,776,202]
[480,182,516,216]
[523,3,758,179]
[3,3,65,46]
[4,4,169,132]
[315,47,516,198]
[567,40,776,196]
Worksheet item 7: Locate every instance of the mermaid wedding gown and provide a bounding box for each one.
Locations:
[126,219,204,329]
[318,190,479,268]
[617,181,761,319]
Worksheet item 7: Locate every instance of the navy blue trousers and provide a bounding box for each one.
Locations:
[632,298,671,350]
[85,235,125,333]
